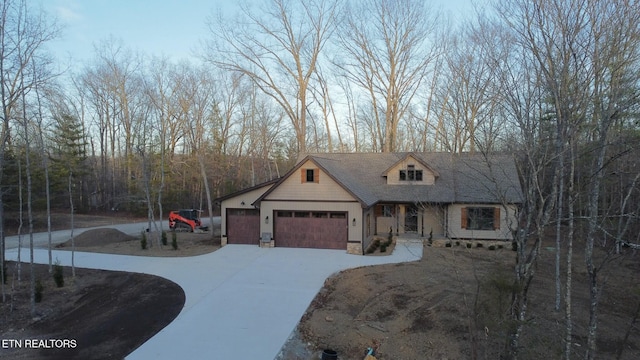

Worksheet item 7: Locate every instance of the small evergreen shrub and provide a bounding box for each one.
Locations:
[35,279,44,303]
[445,242,452,248]
[455,241,460,246]
[488,245,496,251]
[498,244,504,249]
[141,231,148,250]
[477,243,483,248]
[53,261,64,288]
[512,241,518,251]
[380,244,387,252]
[172,233,178,250]
[161,231,168,246]
[466,243,472,248]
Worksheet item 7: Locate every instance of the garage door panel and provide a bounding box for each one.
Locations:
[275,212,347,249]
[227,209,260,245]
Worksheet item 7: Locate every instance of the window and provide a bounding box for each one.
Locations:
[383,205,394,217]
[462,207,500,230]
[301,168,319,183]
[399,165,423,181]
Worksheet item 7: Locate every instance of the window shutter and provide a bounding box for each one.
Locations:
[494,207,501,230]
[461,207,467,229]
[314,168,320,183]
[375,205,383,217]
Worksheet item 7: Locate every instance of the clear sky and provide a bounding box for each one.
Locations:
[35,0,478,67]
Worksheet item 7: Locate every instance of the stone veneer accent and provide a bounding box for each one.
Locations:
[347,242,362,255]
[260,240,275,248]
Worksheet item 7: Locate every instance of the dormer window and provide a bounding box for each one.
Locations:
[400,165,423,181]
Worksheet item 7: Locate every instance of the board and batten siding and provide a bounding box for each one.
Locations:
[265,160,355,201]
[447,204,516,240]
[385,156,437,185]
[422,206,445,237]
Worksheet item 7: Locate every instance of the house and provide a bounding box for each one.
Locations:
[217,152,523,255]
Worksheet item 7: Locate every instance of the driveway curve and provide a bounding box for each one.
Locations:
[6,239,422,359]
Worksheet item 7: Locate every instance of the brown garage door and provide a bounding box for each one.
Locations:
[227,209,260,245]
[274,211,348,249]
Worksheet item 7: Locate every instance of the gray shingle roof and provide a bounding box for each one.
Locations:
[303,152,523,207]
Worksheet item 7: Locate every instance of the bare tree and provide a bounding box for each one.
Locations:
[0,0,58,304]
[336,0,441,152]
[435,23,502,154]
[493,1,640,359]
[477,15,559,358]
[207,0,340,155]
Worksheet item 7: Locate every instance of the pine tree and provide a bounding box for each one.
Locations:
[49,114,89,210]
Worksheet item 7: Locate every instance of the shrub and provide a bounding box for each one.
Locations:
[466,243,472,249]
[476,243,483,248]
[35,279,44,303]
[445,242,452,248]
[488,245,496,251]
[161,231,168,246]
[380,244,387,252]
[172,232,178,250]
[141,231,148,250]
[511,241,518,251]
[498,244,504,249]
[455,241,460,246]
[53,261,64,288]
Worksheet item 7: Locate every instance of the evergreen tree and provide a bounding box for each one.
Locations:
[49,114,89,210]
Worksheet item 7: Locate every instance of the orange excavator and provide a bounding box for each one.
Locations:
[168,209,208,232]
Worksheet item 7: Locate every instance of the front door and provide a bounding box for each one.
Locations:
[405,205,418,232]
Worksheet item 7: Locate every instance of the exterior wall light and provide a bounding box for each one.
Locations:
[352,218,357,226]
[265,215,269,224]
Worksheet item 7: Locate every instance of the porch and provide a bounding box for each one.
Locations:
[373,203,445,239]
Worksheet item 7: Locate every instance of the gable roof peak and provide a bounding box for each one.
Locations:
[382,152,441,178]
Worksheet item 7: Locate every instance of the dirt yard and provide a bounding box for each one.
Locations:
[2,213,640,360]
[0,263,184,360]
[1,212,218,359]
[279,241,640,360]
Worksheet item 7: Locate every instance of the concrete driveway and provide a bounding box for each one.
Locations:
[6,239,422,359]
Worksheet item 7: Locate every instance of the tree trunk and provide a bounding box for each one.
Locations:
[22,103,36,317]
[584,120,610,360]
[33,70,53,272]
[564,144,575,360]
[69,172,76,278]
[198,155,214,240]
[555,149,565,311]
